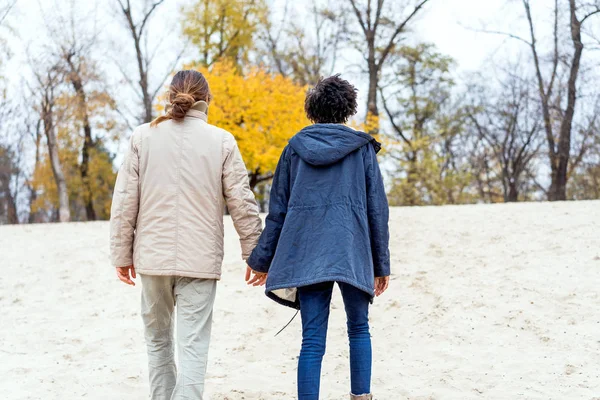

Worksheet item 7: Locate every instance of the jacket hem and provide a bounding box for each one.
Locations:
[112,258,133,268]
[266,275,375,310]
[135,268,221,280]
[266,290,300,309]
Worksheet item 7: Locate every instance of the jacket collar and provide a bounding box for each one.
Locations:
[186,101,208,122]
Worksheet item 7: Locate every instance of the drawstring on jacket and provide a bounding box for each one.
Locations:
[275,310,300,337]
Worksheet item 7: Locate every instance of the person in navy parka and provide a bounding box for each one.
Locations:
[246,75,390,400]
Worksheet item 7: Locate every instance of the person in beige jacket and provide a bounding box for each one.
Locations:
[110,70,263,400]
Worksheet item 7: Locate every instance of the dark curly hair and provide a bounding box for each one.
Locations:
[304,75,358,124]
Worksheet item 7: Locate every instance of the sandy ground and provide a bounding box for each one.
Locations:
[0,201,599,400]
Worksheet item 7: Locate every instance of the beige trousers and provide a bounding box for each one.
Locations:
[140,274,217,400]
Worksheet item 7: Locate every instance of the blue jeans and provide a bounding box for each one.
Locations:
[297,281,372,400]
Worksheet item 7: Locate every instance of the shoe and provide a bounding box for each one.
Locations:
[350,394,373,400]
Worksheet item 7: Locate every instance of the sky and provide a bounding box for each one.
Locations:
[415,0,518,71]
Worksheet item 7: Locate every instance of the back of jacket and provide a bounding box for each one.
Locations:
[247,123,390,308]
[110,108,262,279]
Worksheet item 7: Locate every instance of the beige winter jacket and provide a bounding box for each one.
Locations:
[110,102,262,279]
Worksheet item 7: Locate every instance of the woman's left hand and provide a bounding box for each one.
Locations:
[245,265,268,286]
[116,265,136,286]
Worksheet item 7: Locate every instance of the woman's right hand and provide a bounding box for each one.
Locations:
[245,265,268,286]
[116,266,136,286]
[375,276,390,296]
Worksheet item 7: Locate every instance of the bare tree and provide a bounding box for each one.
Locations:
[261,0,346,85]
[346,0,431,118]
[469,146,504,203]
[62,48,97,220]
[569,100,599,177]
[566,95,600,198]
[0,1,24,223]
[550,0,600,200]
[36,2,105,221]
[486,0,600,200]
[116,0,183,124]
[0,144,18,224]
[43,6,101,221]
[0,97,19,224]
[32,0,120,221]
[0,97,37,224]
[467,74,542,202]
[33,63,71,222]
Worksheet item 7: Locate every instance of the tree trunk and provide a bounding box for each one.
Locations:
[0,171,18,224]
[507,181,519,202]
[550,0,583,201]
[28,123,42,223]
[68,70,97,221]
[257,182,268,212]
[119,1,156,124]
[6,186,17,224]
[522,0,560,201]
[248,169,259,192]
[365,27,379,121]
[80,123,96,221]
[366,61,379,118]
[28,185,38,223]
[348,0,429,122]
[248,168,275,212]
[133,35,153,123]
[142,75,153,123]
[43,106,70,222]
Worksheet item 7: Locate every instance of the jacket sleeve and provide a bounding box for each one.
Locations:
[110,131,141,267]
[222,134,262,260]
[246,146,291,273]
[364,142,390,277]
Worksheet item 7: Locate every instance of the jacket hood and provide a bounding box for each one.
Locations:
[288,124,380,166]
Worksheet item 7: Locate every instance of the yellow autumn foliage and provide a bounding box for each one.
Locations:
[31,91,118,220]
[181,0,266,67]
[32,144,116,220]
[350,112,383,149]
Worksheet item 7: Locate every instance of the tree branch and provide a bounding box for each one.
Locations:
[348,0,368,36]
[581,8,600,24]
[378,0,431,66]
[472,28,532,47]
[138,0,166,37]
[0,0,17,26]
[151,45,187,101]
[546,0,559,99]
[372,0,384,32]
[379,87,412,149]
[523,0,556,160]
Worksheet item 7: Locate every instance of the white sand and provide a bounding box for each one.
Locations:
[1,201,599,400]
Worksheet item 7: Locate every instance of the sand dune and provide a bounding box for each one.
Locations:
[1,201,599,399]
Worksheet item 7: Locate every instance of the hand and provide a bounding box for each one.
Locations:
[116,266,136,286]
[245,265,267,286]
[375,276,390,297]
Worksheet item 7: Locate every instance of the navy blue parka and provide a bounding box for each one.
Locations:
[247,124,390,309]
